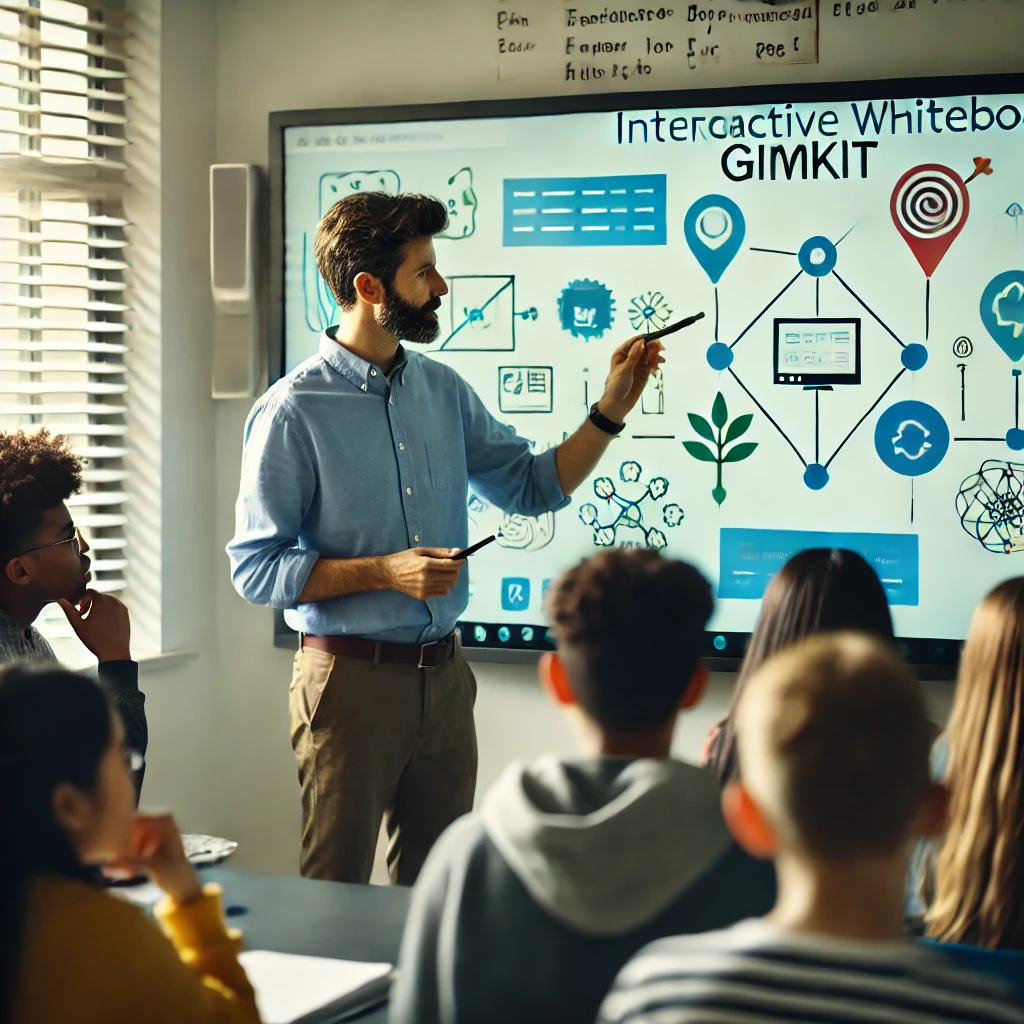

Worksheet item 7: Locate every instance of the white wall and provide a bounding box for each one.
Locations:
[141,0,1001,877]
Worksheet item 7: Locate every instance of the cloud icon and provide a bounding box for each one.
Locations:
[892,420,932,461]
[995,281,1024,340]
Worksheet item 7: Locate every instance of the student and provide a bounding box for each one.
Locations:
[924,576,1024,950]
[0,664,260,1024]
[390,550,776,1024]
[0,429,146,790]
[703,547,894,784]
[600,633,1024,1024]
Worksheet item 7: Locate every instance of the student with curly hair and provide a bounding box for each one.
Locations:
[0,429,147,791]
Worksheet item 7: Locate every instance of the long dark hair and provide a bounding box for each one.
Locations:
[706,548,895,784]
[0,664,112,1021]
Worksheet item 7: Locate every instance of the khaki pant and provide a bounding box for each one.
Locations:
[288,640,478,885]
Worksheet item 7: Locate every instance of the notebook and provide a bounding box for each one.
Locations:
[238,950,394,1024]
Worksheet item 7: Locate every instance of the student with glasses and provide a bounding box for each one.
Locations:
[0,429,147,795]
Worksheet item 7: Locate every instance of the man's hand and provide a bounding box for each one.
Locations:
[382,547,466,600]
[103,812,202,906]
[58,590,131,663]
[599,335,665,424]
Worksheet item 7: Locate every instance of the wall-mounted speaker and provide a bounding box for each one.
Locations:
[210,163,264,398]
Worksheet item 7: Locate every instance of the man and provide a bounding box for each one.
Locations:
[390,550,776,1024]
[228,191,664,885]
[600,633,1024,1024]
[0,429,147,792]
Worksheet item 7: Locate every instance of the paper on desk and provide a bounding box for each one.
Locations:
[239,950,393,1024]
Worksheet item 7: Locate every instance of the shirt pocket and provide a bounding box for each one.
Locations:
[426,434,464,491]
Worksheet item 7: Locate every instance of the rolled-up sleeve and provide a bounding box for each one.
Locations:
[458,375,569,517]
[226,394,320,609]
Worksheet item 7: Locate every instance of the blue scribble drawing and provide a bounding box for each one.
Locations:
[504,175,667,247]
[579,461,683,549]
[559,279,614,340]
[629,291,673,333]
[1007,203,1023,241]
[439,167,478,239]
[957,460,1024,553]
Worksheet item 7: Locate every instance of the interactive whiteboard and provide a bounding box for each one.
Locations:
[271,76,1024,665]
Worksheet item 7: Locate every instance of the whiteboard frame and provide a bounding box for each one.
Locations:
[267,73,1024,674]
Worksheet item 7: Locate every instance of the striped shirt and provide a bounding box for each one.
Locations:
[599,920,1024,1024]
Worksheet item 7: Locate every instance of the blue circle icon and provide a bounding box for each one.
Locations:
[544,628,554,644]
[798,236,838,278]
[803,463,830,490]
[980,270,1024,363]
[497,626,511,643]
[713,635,727,651]
[901,343,928,371]
[874,400,949,476]
[520,626,535,643]
[706,342,734,371]
[1007,428,1024,451]
[473,625,487,643]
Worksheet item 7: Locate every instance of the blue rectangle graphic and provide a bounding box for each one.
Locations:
[719,529,919,606]
[503,175,667,247]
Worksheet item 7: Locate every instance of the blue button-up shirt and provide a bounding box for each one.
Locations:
[227,329,569,643]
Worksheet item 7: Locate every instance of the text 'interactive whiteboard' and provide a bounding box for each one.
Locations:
[272,76,1024,665]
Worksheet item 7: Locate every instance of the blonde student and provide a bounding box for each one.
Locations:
[0,664,260,1024]
[925,576,1024,950]
[602,633,1024,1024]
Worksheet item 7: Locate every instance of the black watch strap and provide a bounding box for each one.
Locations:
[589,402,626,435]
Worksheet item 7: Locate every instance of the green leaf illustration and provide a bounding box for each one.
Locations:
[723,441,759,463]
[712,485,727,506]
[724,413,753,445]
[687,413,716,443]
[683,440,717,463]
[711,392,728,430]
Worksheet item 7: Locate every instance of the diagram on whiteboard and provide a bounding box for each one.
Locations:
[281,89,1024,641]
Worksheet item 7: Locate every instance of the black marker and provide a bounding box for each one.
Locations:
[644,311,705,342]
[449,535,497,560]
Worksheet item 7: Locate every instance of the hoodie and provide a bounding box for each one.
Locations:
[390,755,776,1024]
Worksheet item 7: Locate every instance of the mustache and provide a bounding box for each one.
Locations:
[424,297,442,313]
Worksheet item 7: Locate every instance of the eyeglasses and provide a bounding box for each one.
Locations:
[17,527,82,559]
[123,747,145,774]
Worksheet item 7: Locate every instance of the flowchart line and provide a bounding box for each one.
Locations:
[728,367,807,468]
[832,271,906,349]
[730,270,804,351]
[440,278,514,350]
[750,247,797,256]
[824,368,906,469]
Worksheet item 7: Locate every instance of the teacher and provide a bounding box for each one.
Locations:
[227,191,664,885]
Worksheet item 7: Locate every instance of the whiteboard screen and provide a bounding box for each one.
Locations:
[273,76,1024,665]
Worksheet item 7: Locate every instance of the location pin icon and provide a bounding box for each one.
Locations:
[890,164,969,278]
[684,195,745,284]
[980,270,1024,363]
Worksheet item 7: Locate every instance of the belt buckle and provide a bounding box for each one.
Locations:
[417,641,433,669]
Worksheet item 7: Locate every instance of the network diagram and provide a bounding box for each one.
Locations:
[675,158,1024,554]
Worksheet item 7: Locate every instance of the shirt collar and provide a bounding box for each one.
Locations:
[319,327,408,392]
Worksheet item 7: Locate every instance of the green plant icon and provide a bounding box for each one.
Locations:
[683,392,758,505]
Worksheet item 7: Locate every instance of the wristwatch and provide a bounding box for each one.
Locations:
[588,402,626,436]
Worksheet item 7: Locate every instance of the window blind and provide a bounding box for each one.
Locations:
[0,1,131,637]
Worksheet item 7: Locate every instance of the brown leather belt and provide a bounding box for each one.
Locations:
[301,631,457,668]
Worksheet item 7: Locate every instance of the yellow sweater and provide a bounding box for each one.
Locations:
[12,874,261,1024]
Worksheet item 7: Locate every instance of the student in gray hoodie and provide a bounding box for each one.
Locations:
[390,549,776,1024]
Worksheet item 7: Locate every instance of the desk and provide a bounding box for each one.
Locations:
[200,868,412,1022]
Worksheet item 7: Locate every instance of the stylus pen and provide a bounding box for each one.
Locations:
[644,311,705,342]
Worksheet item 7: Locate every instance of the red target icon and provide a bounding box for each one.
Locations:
[890,164,970,278]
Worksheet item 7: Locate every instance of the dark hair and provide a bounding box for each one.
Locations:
[707,548,894,784]
[314,192,448,310]
[547,550,713,731]
[0,665,111,1020]
[0,429,81,567]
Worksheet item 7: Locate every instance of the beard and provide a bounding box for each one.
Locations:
[378,288,441,345]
